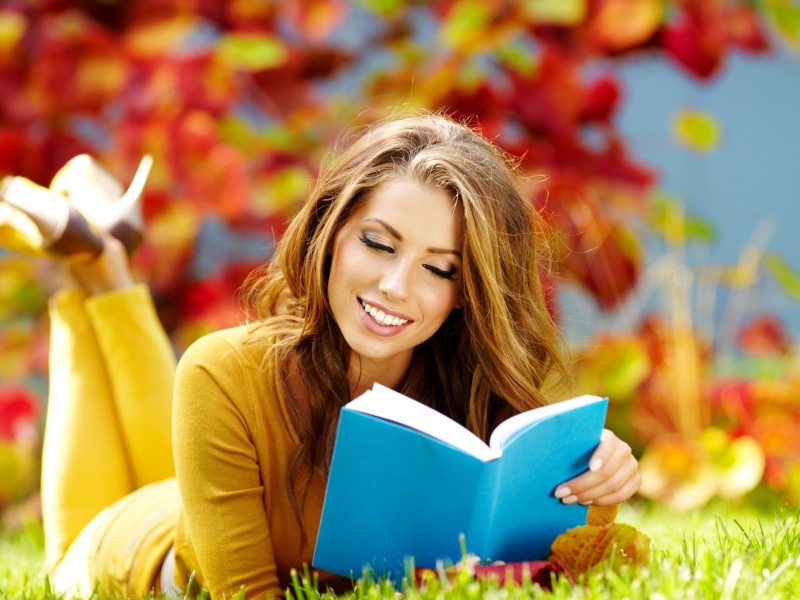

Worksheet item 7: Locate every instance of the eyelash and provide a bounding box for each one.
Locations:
[358,235,458,282]
[425,265,458,281]
[359,235,393,253]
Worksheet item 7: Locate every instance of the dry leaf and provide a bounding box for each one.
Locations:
[550,523,651,578]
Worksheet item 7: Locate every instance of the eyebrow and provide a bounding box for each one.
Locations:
[364,218,463,259]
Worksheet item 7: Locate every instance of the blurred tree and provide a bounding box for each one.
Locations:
[0,0,781,362]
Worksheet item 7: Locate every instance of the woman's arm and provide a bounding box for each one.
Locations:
[173,332,282,599]
[554,429,641,507]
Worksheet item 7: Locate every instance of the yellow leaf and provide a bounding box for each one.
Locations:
[765,0,800,49]
[0,441,38,505]
[357,0,406,16]
[701,430,766,499]
[257,166,313,214]
[591,0,664,51]
[440,0,493,51]
[638,435,717,511]
[125,15,196,58]
[550,523,651,578]
[217,33,289,71]
[518,0,587,25]
[0,10,26,55]
[672,110,722,153]
[764,253,800,300]
[577,336,651,401]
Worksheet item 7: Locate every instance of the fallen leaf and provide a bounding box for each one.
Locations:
[550,523,651,579]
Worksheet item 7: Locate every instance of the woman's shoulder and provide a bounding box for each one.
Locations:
[177,323,274,373]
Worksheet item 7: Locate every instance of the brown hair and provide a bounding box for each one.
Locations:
[241,113,569,545]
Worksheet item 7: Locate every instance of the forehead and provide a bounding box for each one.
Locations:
[351,177,464,243]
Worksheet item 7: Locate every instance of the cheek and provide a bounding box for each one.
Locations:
[329,239,369,295]
[420,284,462,322]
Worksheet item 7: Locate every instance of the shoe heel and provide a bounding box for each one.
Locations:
[108,155,152,255]
[50,154,153,255]
[0,176,104,260]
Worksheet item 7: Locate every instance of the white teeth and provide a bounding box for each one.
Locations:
[361,301,408,326]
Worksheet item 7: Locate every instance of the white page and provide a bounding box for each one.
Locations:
[345,383,499,462]
[488,394,605,450]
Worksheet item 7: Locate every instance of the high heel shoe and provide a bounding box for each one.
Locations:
[0,177,104,260]
[50,154,152,256]
[0,155,152,260]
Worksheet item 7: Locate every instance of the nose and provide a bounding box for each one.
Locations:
[379,260,411,302]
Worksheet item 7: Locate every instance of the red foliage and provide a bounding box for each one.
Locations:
[737,315,793,356]
[0,0,775,338]
[0,385,40,443]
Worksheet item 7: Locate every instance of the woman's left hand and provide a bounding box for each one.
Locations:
[554,429,640,506]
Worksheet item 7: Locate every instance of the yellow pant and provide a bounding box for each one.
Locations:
[42,285,178,597]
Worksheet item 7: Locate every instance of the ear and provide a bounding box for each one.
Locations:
[453,292,466,310]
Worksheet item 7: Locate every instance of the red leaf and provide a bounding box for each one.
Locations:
[737,315,792,356]
[581,75,621,123]
[0,385,40,442]
[703,379,755,425]
[557,208,642,311]
[510,46,583,140]
[172,53,239,114]
[662,12,726,80]
[29,12,128,115]
[723,5,771,52]
[183,144,250,218]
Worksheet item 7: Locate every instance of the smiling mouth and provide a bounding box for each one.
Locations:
[360,299,409,326]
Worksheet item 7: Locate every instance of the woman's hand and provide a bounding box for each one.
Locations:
[554,429,640,506]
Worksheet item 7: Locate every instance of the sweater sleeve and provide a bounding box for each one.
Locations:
[173,332,282,599]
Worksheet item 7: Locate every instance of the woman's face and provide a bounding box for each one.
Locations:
[328,177,464,373]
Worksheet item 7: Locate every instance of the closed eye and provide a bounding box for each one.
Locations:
[424,264,458,281]
[359,234,394,254]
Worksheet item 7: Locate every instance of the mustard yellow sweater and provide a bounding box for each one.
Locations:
[172,326,344,599]
[169,326,618,598]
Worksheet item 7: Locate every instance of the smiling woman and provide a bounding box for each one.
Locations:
[328,178,464,392]
[1,113,640,599]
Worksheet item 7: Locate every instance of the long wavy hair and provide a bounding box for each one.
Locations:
[241,113,570,545]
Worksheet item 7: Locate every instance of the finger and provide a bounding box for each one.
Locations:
[587,428,617,474]
[574,456,641,506]
[556,430,627,493]
[555,436,636,503]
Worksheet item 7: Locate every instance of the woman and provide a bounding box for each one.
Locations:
[0,114,640,599]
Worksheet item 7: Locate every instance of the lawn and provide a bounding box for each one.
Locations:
[1,499,798,599]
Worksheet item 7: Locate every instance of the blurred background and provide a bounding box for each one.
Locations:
[1,0,799,525]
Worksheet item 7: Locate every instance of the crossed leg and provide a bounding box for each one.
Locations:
[40,240,177,590]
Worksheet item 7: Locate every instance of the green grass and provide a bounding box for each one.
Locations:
[2,501,799,599]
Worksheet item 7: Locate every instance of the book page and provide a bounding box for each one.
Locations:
[345,384,500,461]
[489,394,605,450]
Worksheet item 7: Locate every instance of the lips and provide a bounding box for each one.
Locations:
[357,298,413,335]
[360,299,409,326]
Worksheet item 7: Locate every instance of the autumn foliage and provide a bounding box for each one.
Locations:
[0,0,795,515]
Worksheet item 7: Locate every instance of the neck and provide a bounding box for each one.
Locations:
[347,351,413,398]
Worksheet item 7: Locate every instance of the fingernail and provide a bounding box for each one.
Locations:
[562,495,578,505]
[554,487,571,499]
[580,500,593,506]
[589,458,602,472]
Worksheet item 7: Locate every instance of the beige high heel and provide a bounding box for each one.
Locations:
[50,154,152,255]
[0,155,152,260]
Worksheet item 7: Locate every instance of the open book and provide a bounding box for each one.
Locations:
[312,384,608,578]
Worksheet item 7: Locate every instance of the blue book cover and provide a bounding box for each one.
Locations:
[312,384,608,579]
